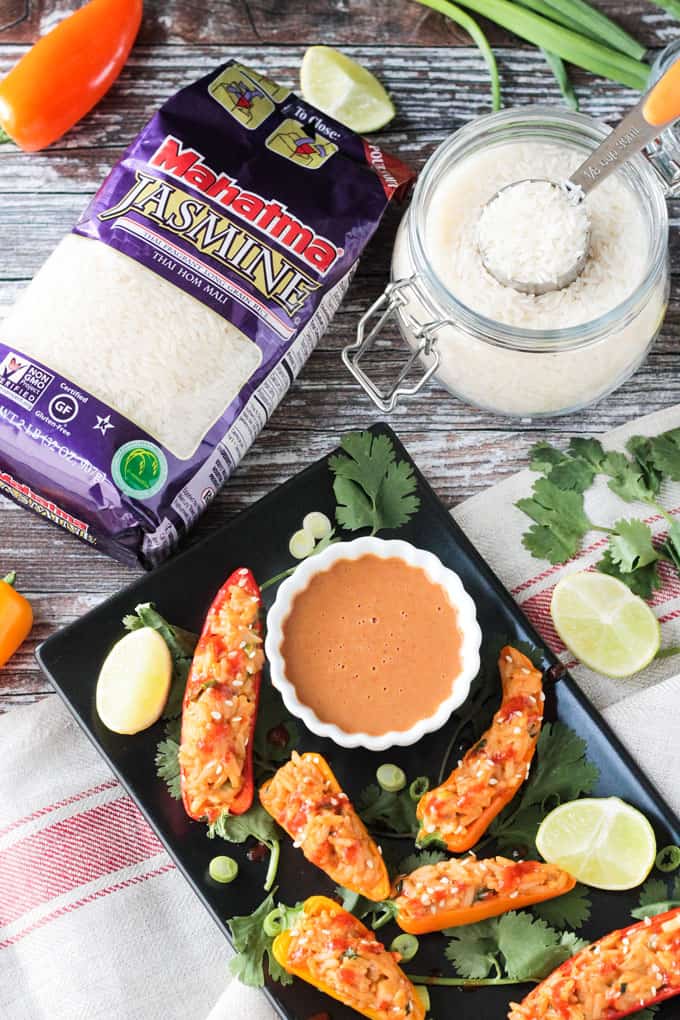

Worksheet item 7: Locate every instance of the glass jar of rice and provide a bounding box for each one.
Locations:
[344,107,674,419]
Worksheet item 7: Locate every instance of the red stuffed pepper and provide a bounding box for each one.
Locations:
[417,646,543,851]
[179,568,263,821]
[508,908,680,1019]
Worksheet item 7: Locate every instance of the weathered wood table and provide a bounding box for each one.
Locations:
[1,0,678,710]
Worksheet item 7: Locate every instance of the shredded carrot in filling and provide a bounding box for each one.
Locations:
[288,908,419,1018]
[396,857,565,920]
[418,657,543,842]
[260,752,384,895]
[180,579,263,821]
[508,910,680,1020]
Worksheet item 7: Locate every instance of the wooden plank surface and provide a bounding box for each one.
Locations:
[1,3,679,707]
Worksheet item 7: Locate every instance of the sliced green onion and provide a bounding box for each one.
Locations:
[264,840,281,892]
[391,933,420,961]
[289,528,315,560]
[540,0,645,59]
[515,0,587,37]
[264,905,288,937]
[409,776,430,801]
[302,511,332,540]
[541,49,579,109]
[656,844,680,872]
[416,0,501,110]
[209,855,238,883]
[419,0,650,91]
[377,763,407,793]
[415,986,431,1012]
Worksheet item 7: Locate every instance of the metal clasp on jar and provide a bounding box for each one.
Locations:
[645,42,680,197]
[342,277,445,412]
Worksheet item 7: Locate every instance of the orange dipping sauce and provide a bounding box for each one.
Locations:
[280,554,463,736]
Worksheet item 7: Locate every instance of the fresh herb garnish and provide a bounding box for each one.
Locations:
[531,883,591,930]
[359,780,421,838]
[442,910,587,984]
[517,431,680,606]
[208,804,281,891]
[329,430,420,535]
[154,716,182,800]
[227,891,297,987]
[123,603,196,718]
[253,682,301,779]
[631,874,680,919]
[486,722,599,853]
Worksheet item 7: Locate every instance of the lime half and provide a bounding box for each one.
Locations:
[536,797,656,890]
[300,46,395,133]
[550,571,660,678]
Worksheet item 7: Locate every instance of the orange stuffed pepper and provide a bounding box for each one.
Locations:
[260,751,390,901]
[272,895,425,1020]
[180,567,263,822]
[392,855,575,935]
[417,646,543,851]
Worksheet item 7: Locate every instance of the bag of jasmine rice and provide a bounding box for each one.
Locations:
[0,59,413,566]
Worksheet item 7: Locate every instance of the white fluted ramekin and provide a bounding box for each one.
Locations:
[265,536,482,751]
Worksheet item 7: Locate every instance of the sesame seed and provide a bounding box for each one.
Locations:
[489,778,498,786]
[420,894,430,905]
[211,711,222,721]
[521,667,530,674]
[232,716,242,723]
[539,692,546,702]
[505,655,513,662]
[233,679,244,687]
[367,860,374,869]
[509,891,519,899]
[216,764,223,775]
[513,727,522,735]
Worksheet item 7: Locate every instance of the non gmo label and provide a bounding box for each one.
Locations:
[0,351,54,411]
[112,440,168,501]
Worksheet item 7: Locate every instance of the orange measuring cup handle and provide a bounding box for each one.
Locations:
[643,57,680,127]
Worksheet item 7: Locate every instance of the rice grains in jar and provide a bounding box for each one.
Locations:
[344,107,672,419]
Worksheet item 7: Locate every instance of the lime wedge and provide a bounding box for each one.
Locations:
[550,571,660,678]
[536,797,656,890]
[300,46,395,133]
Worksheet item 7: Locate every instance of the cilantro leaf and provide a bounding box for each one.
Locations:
[359,783,419,837]
[531,884,591,930]
[597,549,662,600]
[444,911,585,983]
[123,603,196,718]
[606,460,659,505]
[489,723,599,852]
[155,716,182,800]
[498,912,586,980]
[649,429,680,481]
[530,441,569,474]
[444,917,502,979]
[630,1008,659,1020]
[607,519,660,574]
[517,479,592,564]
[545,459,595,493]
[631,876,680,919]
[207,803,279,847]
[567,437,607,470]
[329,431,419,535]
[227,892,296,987]
[333,886,377,920]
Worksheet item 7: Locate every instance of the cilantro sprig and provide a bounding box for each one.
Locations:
[518,432,680,602]
[329,430,419,534]
[632,874,680,919]
[208,804,282,891]
[227,891,299,987]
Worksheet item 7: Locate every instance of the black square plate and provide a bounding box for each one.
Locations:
[38,424,680,1020]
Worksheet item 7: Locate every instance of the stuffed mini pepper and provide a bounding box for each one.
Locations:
[272,895,425,1020]
[260,751,390,901]
[180,567,263,821]
[417,646,543,851]
[393,855,575,935]
[508,907,680,1019]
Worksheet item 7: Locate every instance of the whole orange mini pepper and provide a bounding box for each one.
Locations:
[0,571,33,668]
[0,0,143,152]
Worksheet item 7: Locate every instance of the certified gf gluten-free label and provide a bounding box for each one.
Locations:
[0,351,54,411]
[112,440,168,501]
